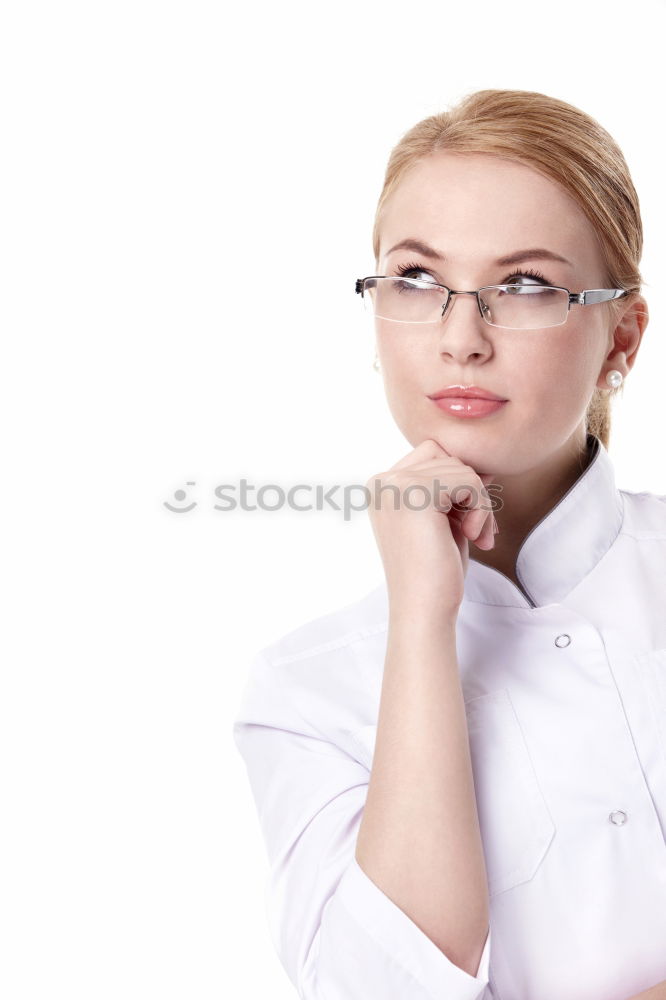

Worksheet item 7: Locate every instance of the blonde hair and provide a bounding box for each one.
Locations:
[372,89,644,450]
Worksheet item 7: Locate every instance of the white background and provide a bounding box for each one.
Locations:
[2,1,665,997]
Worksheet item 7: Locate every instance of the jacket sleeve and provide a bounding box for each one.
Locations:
[232,649,492,1000]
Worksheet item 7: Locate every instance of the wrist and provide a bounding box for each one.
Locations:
[387,603,459,637]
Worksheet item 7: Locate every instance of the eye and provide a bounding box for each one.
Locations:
[394,261,439,283]
[502,267,549,285]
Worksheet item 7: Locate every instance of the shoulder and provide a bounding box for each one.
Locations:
[234,583,388,739]
[260,583,389,666]
[619,487,666,538]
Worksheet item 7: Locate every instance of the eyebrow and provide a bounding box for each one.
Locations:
[384,238,573,268]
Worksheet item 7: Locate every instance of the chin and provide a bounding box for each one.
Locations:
[426,426,504,473]
[427,422,493,447]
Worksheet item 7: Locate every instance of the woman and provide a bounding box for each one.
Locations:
[232,89,666,1000]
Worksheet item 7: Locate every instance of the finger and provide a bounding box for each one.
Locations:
[411,470,493,534]
[380,450,498,540]
[461,495,496,542]
[473,508,496,549]
[388,438,452,472]
[405,460,496,493]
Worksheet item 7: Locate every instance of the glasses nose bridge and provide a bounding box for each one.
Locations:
[443,287,486,321]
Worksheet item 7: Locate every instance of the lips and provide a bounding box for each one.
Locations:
[428,385,507,401]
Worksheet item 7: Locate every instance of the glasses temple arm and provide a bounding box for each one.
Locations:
[574,289,628,306]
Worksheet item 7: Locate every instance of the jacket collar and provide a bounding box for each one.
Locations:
[464,433,624,609]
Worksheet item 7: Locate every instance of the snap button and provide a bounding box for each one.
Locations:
[554,634,571,648]
[609,810,628,825]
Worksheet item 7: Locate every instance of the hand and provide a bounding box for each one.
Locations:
[365,438,497,619]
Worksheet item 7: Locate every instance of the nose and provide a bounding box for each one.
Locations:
[437,290,493,361]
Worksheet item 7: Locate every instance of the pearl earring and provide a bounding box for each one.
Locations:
[373,355,381,373]
[606,370,623,389]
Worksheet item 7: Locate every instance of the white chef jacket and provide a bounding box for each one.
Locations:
[232,433,666,1000]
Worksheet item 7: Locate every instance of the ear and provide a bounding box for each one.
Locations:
[596,294,649,390]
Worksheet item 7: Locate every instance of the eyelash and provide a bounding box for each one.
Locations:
[503,266,548,284]
[394,261,549,285]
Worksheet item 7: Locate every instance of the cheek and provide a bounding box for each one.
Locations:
[378,353,432,442]
[508,325,603,415]
[547,319,605,374]
[377,330,426,386]
[379,340,431,409]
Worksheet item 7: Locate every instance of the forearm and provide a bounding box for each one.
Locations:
[354,612,490,978]
[624,981,666,1000]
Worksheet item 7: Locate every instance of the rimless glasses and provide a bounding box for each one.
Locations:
[355,275,628,330]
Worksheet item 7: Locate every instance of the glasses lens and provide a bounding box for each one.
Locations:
[480,285,569,330]
[362,277,448,324]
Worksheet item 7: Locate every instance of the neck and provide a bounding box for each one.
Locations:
[470,430,594,585]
